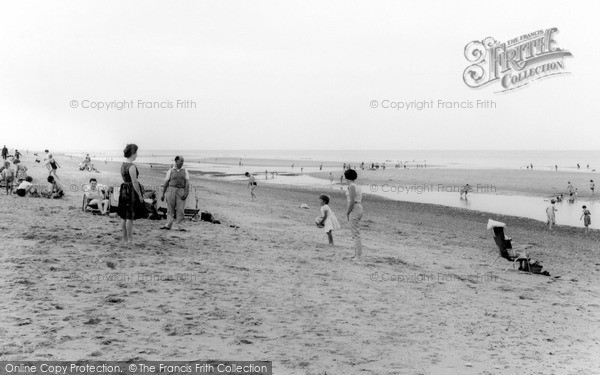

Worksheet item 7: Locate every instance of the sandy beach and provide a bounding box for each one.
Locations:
[1,153,600,374]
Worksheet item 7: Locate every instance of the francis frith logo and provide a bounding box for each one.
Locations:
[463,28,572,92]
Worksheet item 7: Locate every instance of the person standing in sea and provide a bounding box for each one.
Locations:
[580,205,592,234]
[345,169,364,260]
[118,144,145,244]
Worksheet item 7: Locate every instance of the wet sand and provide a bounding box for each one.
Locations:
[1,153,599,374]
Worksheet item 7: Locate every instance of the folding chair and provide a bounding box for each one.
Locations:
[487,220,532,272]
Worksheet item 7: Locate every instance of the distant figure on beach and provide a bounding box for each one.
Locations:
[291,163,294,169]
[1,145,7,160]
[566,182,574,197]
[1,161,14,194]
[344,169,363,260]
[577,163,580,169]
[340,175,343,185]
[590,180,595,195]
[546,200,557,230]
[530,163,533,169]
[44,154,60,180]
[301,167,303,173]
[118,144,144,244]
[265,170,268,180]
[555,165,558,171]
[460,184,472,198]
[329,172,333,184]
[245,172,257,200]
[556,194,563,203]
[580,205,591,233]
[319,164,323,171]
[160,156,190,231]
[316,194,341,246]
[14,149,21,160]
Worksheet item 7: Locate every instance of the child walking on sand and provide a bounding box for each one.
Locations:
[580,205,591,233]
[316,194,340,246]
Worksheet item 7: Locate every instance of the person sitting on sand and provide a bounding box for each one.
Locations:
[546,200,557,230]
[245,172,257,201]
[316,194,341,246]
[580,205,591,233]
[15,176,38,197]
[86,178,109,214]
[44,175,64,199]
[1,161,14,195]
[460,184,472,198]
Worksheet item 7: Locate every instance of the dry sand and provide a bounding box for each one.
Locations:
[1,153,600,374]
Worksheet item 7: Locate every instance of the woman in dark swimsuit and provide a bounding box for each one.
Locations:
[118,144,144,244]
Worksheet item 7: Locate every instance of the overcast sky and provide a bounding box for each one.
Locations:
[0,0,598,151]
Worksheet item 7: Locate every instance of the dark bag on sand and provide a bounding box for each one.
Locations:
[201,211,214,222]
[133,184,148,219]
[134,198,148,219]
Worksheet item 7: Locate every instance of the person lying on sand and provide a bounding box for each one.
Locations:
[15,176,39,197]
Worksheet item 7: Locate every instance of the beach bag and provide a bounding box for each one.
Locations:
[133,184,148,219]
[201,211,214,222]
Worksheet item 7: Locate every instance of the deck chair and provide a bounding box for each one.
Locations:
[157,186,200,219]
[82,185,107,214]
[82,195,102,214]
[487,219,532,272]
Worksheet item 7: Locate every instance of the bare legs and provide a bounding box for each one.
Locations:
[121,219,133,243]
[349,204,364,259]
[326,231,334,246]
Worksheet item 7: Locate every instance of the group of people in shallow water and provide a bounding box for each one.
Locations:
[545,180,594,233]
